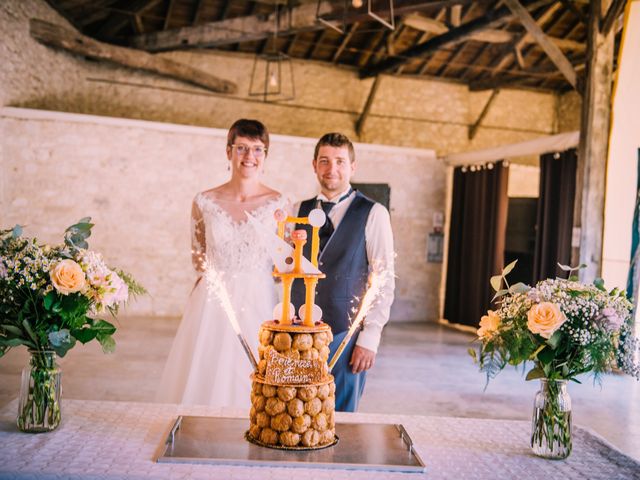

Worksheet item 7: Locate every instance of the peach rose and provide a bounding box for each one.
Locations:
[50,259,86,295]
[478,310,501,339]
[527,302,566,339]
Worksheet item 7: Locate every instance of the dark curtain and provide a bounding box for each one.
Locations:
[444,162,509,327]
[532,148,577,282]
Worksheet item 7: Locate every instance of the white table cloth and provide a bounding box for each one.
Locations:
[0,399,638,479]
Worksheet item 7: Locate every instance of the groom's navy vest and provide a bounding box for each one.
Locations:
[291,191,375,334]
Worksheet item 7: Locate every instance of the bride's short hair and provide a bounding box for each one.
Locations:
[227,119,270,150]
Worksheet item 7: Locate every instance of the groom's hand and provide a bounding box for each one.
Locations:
[349,346,376,374]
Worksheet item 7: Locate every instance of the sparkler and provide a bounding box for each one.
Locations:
[327,267,394,371]
[204,261,259,371]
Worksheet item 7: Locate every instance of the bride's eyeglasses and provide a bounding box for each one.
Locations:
[232,144,267,157]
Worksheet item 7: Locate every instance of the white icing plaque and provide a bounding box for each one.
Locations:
[264,349,324,385]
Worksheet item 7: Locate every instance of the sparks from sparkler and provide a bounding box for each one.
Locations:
[327,265,395,371]
[204,260,259,371]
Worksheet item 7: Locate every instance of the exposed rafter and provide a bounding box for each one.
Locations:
[502,0,577,88]
[30,19,237,94]
[601,0,626,36]
[130,1,332,51]
[360,0,550,78]
[96,0,162,39]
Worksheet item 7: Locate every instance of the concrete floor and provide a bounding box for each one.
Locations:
[1,318,639,460]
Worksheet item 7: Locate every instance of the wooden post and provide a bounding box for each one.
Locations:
[572,0,616,280]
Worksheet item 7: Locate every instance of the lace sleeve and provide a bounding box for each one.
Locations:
[191,198,206,273]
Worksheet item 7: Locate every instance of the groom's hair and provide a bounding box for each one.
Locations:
[227,119,270,151]
[314,133,355,163]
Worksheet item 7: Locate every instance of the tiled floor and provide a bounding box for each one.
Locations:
[1,318,638,460]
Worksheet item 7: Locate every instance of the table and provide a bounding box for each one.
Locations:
[1,399,638,479]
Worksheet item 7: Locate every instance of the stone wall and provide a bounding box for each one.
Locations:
[1,0,568,323]
[1,0,559,156]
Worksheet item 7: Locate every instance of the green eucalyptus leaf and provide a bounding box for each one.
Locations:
[508,282,530,294]
[97,333,116,353]
[502,260,518,276]
[490,275,502,292]
[538,347,555,364]
[593,278,606,291]
[1,324,24,337]
[468,347,477,361]
[48,329,76,357]
[547,330,562,349]
[12,225,23,238]
[92,319,116,335]
[525,367,545,381]
[71,327,98,344]
[44,291,56,310]
[491,289,509,301]
[22,320,38,344]
[0,337,34,348]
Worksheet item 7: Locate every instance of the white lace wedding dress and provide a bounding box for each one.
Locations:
[157,192,287,408]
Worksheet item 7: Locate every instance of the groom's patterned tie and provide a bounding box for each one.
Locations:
[318,201,336,252]
[317,189,353,253]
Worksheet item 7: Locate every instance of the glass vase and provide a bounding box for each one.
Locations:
[531,378,572,459]
[17,349,62,432]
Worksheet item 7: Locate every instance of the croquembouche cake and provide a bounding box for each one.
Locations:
[246,208,337,449]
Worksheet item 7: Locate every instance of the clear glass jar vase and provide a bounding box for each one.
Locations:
[17,350,62,432]
[531,378,572,459]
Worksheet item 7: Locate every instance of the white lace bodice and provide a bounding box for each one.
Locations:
[191,193,288,273]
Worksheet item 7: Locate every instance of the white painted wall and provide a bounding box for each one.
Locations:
[601,2,640,291]
[0,107,442,322]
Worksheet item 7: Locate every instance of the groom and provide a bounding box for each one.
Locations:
[291,132,395,412]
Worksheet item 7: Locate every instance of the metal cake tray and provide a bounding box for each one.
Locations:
[157,415,426,473]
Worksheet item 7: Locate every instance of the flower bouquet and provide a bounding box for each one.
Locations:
[470,261,640,459]
[0,218,145,432]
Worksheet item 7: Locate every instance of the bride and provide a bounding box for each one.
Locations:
[157,119,288,408]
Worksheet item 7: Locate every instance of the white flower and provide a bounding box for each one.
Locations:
[100,271,129,307]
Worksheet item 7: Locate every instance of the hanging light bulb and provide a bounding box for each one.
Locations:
[461,166,468,173]
[487,162,494,170]
[269,69,278,88]
[503,160,510,167]
[352,0,364,7]
[470,165,477,172]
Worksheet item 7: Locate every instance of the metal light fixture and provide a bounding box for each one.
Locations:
[316,0,395,34]
[248,3,295,103]
[248,52,295,103]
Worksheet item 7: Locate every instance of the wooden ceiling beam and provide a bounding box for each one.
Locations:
[30,18,237,94]
[310,29,328,58]
[132,14,145,34]
[96,0,162,39]
[435,2,481,78]
[130,1,332,51]
[163,0,178,31]
[601,0,626,36]
[488,1,562,76]
[332,21,359,63]
[418,7,448,74]
[502,0,577,88]
[129,0,478,52]
[356,76,382,138]
[358,29,387,68]
[192,0,207,26]
[558,0,588,24]
[360,0,551,78]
